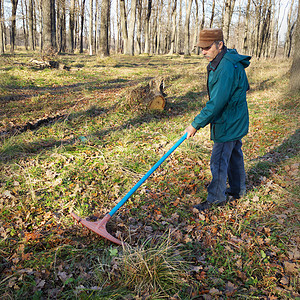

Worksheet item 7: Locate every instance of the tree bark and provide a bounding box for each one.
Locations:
[79,0,85,53]
[10,0,18,53]
[223,0,236,45]
[242,0,251,54]
[119,0,128,54]
[135,0,142,54]
[0,0,4,54]
[144,0,152,54]
[99,0,110,57]
[209,0,215,27]
[127,0,137,55]
[69,0,75,53]
[290,0,300,91]
[184,0,193,55]
[168,0,177,55]
[89,0,93,55]
[42,0,56,55]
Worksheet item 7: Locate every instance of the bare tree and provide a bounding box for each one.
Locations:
[120,0,128,53]
[284,0,296,57]
[168,0,177,54]
[99,0,110,57]
[42,0,57,54]
[243,0,251,54]
[28,0,35,50]
[79,0,85,53]
[223,0,236,44]
[290,0,300,90]
[89,0,93,55]
[57,0,67,53]
[144,0,152,54]
[11,0,19,53]
[0,0,4,54]
[184,0,193,55]
[127,0,137,55]
[209,0,215,27]
[69,0,75,53]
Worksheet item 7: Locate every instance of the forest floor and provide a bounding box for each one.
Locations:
[0,52,299,299]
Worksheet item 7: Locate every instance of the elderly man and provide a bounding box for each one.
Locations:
[185,28,251,212]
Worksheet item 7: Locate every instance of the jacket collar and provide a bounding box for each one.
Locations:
[207,46,228,73]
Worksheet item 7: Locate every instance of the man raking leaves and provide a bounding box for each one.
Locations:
[185,28,251,212]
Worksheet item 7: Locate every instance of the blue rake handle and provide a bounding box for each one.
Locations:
[109,132,188,217]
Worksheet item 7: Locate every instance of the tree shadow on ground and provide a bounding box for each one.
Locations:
[0,89,207,163]
[246,128,299,189]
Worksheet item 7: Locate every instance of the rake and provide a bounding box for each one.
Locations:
[71,133,187,245]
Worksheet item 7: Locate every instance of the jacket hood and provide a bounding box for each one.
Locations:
[224,48,251,68]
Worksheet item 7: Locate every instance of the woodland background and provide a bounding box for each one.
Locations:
[0,0,299,58]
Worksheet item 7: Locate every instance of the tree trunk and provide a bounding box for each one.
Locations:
[290,0,300,91]
[79,0,85,53]
[243,0,251,54]
[168,0,177,55]
[192,0,200,54]
[136,0,142,54]
[99,0,110,57]
[209,0,215,27]
[144,0,152,54]
[126,77,166,110]
[184,0,193,56]
[127,0,137,55]
[200,0,205,30]
[284,0,295,57]
[10,0,18,53]
[223,0,236,45]
[120,0,128,54]
[0,0,4,54]
[28,0,35,50]
[42,0,53,55]
[57,0,66,53]
[89,0,93,55]
[69,0,75,53]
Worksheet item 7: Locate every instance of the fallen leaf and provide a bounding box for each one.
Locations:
[283,261,299,274]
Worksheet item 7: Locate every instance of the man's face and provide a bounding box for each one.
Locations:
[201,41,223,62]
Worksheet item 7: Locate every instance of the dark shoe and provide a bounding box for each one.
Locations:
[193,201,211,212]
[193,200,227,212]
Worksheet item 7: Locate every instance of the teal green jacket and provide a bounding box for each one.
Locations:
[192,49,251,143]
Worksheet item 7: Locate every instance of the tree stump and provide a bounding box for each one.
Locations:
[126,77,166,111]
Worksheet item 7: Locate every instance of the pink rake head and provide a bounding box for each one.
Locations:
[71,212,122,245]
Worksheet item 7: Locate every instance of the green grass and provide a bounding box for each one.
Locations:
[0,52,299,299]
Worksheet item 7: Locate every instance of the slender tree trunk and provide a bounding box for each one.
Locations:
[79,0,85,53]
[69,0,75,53]
[168,0,177,54]
[10,0,18,53]
[223,0,236,44]
[28,0,35,50]
[136,0,142,54]
[89,0,93,55]
[127,0,137,55]
[144,0,152,54]
[284,0,295,57]
[120,0,128,54]
[209,0,215,27]
[184,0,193,55]
[95,0,99,53]
[20,0,28,50]
[290,0,300,91]
[243,0,251,54]
[200,0,205,29]
[193,0,200,54]
[156,0,163,54]
[42,0,53,54]
[99,0,110,57]
[0,0,4,54]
